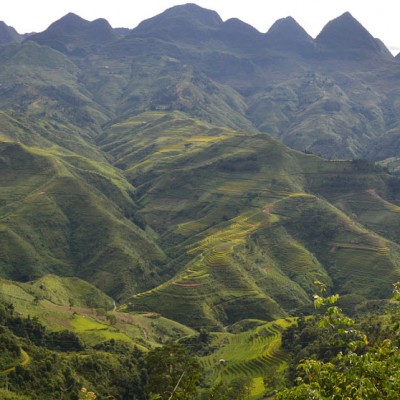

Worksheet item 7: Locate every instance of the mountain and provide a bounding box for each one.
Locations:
[217,18,264,51]
[0,21,23,44]
[0,139,167,300]
[133,3,222,41]
[265,16,314,51]
[28,13,117,55]
[316,12,392,59]
[1,5,400,331]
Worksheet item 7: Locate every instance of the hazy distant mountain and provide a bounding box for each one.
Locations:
[316,12,392,59]
[133,3,222,41]
[0,21,23,44]
[265,16,314,51]
[28,12,117,55]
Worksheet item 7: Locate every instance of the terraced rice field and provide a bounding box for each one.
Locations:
[190,214,261,253]
[334,244,400,294]
[199,318,295,399]
[177,220,208,236]
[129,210,283,327]
[217,180,257,194]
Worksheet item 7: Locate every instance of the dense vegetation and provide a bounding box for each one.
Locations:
[0,301,268,399]
[275,284,400,399]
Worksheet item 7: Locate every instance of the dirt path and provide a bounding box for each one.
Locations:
[0,347,30,375]
[172,281,202,287]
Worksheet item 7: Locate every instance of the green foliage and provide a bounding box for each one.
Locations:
[276,284,400,399]
[0,389,31,399]
[146,343,202,400]
[0,303,84,352]
[0,330,21,370]
[276,341,400,400]
[0,302,150,399]
[202,377,253,400]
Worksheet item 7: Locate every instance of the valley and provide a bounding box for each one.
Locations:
[1,3,400,398]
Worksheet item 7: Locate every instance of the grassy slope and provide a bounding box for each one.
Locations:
[98,111,400,328]
[0,389,31,400]
[246,70,390,159]
[0,275,194,349]
[0,139,167,299]
[0,42,110,161]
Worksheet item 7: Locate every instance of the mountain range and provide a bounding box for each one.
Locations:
[1,3,400,330]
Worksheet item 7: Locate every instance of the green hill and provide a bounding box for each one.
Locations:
[95,111,400,327]
[0,140,167,299]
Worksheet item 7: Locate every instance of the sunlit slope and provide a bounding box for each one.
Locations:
[100,112,400,327]
[0,274,195,349]
[0,140,167,299]
[197,318,294,398]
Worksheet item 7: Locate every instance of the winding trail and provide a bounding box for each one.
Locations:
[171,281,203,287]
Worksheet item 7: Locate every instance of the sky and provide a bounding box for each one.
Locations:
[2,0,400,54]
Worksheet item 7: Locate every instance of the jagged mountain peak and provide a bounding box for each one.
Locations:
[47,12,90,32]
[27,12,116,54]
[0,21,23,44]
[44,13,114,35]
[216,17,264,52]
[153,3,222,25]
[133,3,223,39]
[316,11,384,56]
[265,16,313,48]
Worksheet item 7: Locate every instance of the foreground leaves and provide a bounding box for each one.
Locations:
[276,284,400,399]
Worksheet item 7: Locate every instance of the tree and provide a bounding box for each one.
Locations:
[145,343,202,399]
[275,283,400,399]
[106,313,117,326]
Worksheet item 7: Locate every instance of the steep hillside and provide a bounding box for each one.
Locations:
[0,140,167,299]
[98,111,400,328]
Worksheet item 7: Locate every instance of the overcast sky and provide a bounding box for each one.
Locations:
[2,0,400,54]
